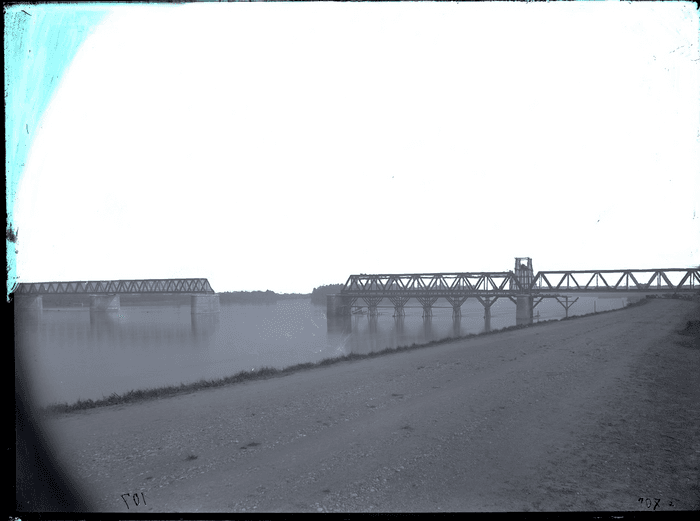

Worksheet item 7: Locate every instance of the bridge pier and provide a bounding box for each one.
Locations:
[14,295,43,327]
[89,295,120,329]
[477,296,497,333]
[452,316,461,338]
[484,303,491,332]
[446,296,468,319]
[389,296,409,317]
[416,296,438,318]
[516,296,533,326]
[363,297,382,316]
[90,295,120,312]
[15,295,43,312]
[191,295,221,335]
[191,312,220,335]
[327,294,352,318]
[191,294,220,314]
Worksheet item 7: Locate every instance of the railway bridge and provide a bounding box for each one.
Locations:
[13,278,221,315]
[327,258,700,327]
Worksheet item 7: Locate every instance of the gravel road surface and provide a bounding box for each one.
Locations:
[41,298,699,512]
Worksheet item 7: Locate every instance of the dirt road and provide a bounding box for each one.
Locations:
[41,298,699,512]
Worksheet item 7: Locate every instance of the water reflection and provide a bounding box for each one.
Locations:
[327,316,351,334]
[368,315,379,334]
[15,307,42,330]
[89,310,120,335]
[394,315,405,336]
[191,313,220,339]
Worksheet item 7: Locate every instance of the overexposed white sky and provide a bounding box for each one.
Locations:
[13,2,700,293]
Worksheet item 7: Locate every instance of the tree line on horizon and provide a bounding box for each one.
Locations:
[219,289,309,303]
[310,283,344,305]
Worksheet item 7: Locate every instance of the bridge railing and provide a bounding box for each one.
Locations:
[13,278,216,295]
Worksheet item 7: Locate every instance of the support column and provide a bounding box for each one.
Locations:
[191,294,220,314]
[452,316,461,338]
[90,295,120,312]
[389,296,409,317]
[484,300,491,333]
[446,296,468,319]
[477,296,497,333]
[555,296,579,318]
[416,296,437,318]
[516,295,533,326]
[362,296,383,316]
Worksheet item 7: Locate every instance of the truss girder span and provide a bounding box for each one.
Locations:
[531,269,700,293]
[342,272,525,294]
[14,278,216,295]
[340,268,699,298]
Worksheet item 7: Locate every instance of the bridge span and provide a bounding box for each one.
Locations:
[13,278,220,315]
[328,258,699,327]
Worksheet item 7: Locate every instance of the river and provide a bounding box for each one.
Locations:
[15,296,629,408]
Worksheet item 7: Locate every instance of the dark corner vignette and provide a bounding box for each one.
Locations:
[14,297,93,513]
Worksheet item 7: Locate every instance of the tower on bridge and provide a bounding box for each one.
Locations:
[514,257,534,289]
[514,257,534,326]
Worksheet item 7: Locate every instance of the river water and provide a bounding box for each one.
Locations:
[15,296,629,408]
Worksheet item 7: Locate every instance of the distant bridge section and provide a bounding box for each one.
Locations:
[13,278,220,314]
[14,278,215,295]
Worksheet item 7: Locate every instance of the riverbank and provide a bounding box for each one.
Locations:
[38,297,699,512]
[39,297,651,415]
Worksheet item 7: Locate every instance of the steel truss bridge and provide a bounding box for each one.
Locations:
[13,278,216,295]
[337,266,700,318]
